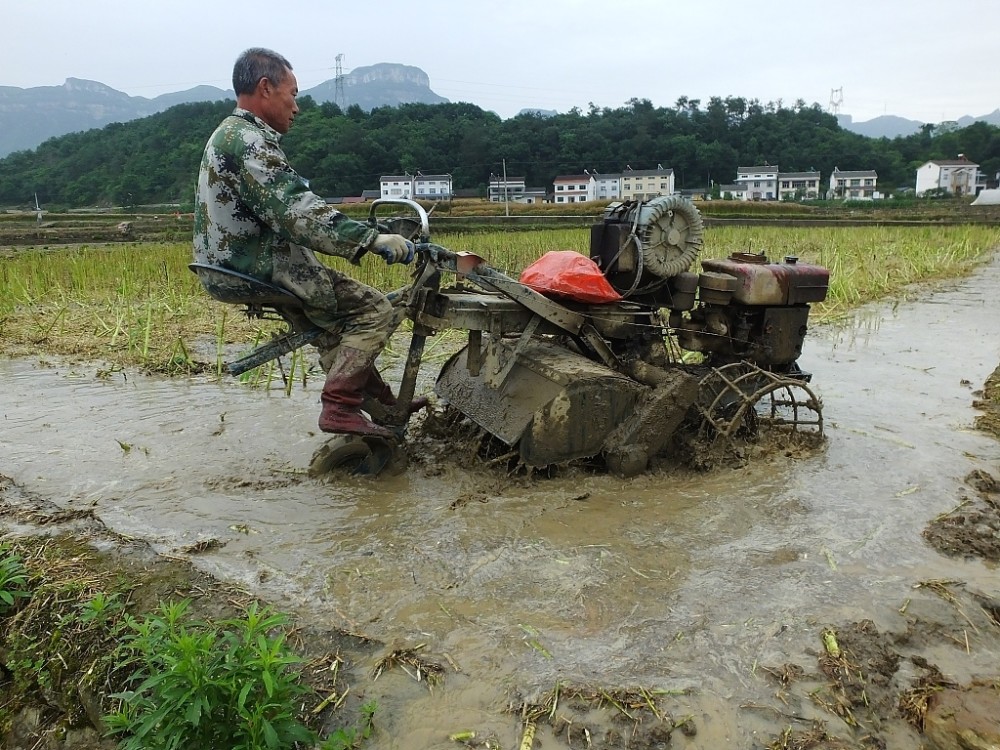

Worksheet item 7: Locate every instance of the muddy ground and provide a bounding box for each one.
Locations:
[6,458,1000,750]
[3,257,1000,750]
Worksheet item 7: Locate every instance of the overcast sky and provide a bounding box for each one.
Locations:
[4,0,997,124]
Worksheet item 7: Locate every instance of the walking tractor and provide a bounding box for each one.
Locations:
[191,197,829,477]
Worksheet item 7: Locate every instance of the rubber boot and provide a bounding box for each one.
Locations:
[365,367,430,415]
[318,347,393,438]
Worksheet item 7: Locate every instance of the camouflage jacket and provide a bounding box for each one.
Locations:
[192,108,376,279]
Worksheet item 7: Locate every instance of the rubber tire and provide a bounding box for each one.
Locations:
[381,441,410,476]
[308,435,394,478]
[605,445,649,477]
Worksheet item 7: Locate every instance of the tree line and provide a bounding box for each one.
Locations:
[1,95,998,208]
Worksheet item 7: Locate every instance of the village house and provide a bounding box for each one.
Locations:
[488,174,547,204]
[551,166,674,204]
[380,172,453,200]
[829,167,879,200]
[827,167,882,201]
[718,183,747,200]
[552,173,596,203]
[778,171,821,200]
[379,174,413,199]
[619,166,675,200]
[915,155,980,197]
[518,188,548,204]
[412,172,453,199]
[593,171,622,201]
[735,165,779,200]
[488,174,526,202]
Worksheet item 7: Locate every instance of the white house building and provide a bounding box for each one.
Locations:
[380,173,452,200]
[915,155,980,197]
[412,173,453,199]
[379,174,413,199]
[518,187,548,204]
[488,174,526,202]
[829,168,878,200]
[552,174,596,203]
[619,166,675,200]
[718,183,748,200]
[735,165,779,200]
[593,172,622,201]
[778,171,821,200]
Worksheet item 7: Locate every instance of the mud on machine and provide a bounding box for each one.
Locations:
[190,197,829,477]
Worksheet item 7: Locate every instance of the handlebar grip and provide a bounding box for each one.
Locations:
[416,242,455,263]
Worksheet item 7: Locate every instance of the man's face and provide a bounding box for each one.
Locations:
[261,69,299,134]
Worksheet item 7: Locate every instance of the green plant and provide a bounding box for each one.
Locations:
[0,544,32,614]
[106,600,315,750]
[320,700,377,750]
[77,591,124,625]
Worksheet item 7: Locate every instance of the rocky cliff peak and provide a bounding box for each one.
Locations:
[346,63,430,88]
[63,78,127,97]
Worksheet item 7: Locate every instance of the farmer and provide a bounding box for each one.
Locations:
[194,47,423,438]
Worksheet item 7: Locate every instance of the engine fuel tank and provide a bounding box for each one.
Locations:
[700,253,829,306]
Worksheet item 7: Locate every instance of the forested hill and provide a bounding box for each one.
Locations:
[1,96,998,208]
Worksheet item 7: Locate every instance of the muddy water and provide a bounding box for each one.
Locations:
[3,255,1000,748]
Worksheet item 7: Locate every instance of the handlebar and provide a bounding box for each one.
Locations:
[367,198,430,241]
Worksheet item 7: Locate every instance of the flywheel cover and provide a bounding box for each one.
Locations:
[634,195,704,278]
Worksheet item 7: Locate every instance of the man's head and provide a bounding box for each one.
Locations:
[233,47,299,134]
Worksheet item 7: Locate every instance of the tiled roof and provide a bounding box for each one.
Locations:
[623,168,673,177]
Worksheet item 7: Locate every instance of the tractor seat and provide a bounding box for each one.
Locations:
[188,263,303,308]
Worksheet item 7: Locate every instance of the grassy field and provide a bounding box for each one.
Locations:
[2,224,998,373]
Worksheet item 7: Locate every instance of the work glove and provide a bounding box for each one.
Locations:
[370,234,415,265]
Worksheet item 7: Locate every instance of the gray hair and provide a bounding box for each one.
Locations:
[232,48,293,95]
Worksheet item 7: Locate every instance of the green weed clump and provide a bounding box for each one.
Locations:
[0,537,372,750]
[0,544,31,614]
[106,600,315,750]
[0,538,138,739]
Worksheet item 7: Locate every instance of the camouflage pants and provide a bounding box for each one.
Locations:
[270,243,393,368]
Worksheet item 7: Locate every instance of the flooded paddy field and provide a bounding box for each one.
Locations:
[2,254,1000,749]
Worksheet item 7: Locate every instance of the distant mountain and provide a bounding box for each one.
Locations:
[0,78,230,157]
[151,85,231,110]
[301,63,448,110]
[517,108,558,118]
[837,114,923,138]
[0,63,448,157]
[1,66,995,156]
[958,109,1000,129]
[838,110,1000,139]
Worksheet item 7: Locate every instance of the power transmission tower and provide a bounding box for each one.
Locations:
[334,53,346,109]
[829,87,844,116]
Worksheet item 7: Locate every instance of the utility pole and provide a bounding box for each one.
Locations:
[502,158,509,217]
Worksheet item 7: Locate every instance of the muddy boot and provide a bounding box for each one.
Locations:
[319,347,394,438]
[365,367,430,415]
